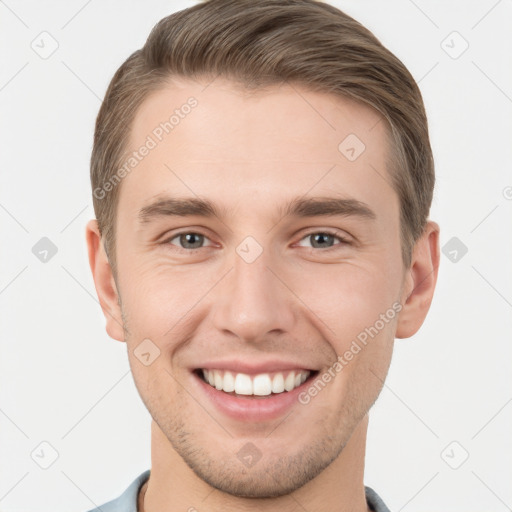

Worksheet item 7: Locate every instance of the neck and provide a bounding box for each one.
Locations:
[141,415,370,512]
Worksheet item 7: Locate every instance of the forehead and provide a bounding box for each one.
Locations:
[119,77,395,220]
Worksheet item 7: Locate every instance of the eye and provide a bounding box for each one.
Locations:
[296,230,350,250]
[162,230,350,252]
[165,232,214,251]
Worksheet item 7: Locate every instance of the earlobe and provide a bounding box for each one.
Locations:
[85,219,125,342]
[396,221,440,339]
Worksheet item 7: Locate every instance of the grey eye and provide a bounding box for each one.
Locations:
[168,232,210,250]
[308,233,336,249]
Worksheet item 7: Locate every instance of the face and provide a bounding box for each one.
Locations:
[98,77,414,497]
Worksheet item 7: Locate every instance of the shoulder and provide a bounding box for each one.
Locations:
[365,485,392,512]
[85,469,151,512]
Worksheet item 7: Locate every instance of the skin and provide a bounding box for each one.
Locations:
[86,77,439,512]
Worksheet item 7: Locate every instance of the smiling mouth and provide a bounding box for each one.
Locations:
[193,368,319,398]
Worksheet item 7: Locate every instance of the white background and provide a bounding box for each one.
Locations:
[1,1,511,510]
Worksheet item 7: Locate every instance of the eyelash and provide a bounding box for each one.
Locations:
[162,230,351,253]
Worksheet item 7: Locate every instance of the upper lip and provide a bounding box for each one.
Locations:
[194,359,317,375]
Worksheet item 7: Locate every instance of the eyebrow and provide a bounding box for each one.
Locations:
[138,195,376,224]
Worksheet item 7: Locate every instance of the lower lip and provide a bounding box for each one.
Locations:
[192,370,317,422]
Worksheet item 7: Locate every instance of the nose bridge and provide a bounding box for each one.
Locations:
[211,242,294,342]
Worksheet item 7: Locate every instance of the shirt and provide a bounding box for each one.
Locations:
[86,470,391,512]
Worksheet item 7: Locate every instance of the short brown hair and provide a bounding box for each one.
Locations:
[90,0,434,275]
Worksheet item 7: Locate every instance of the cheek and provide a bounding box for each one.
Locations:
[118,255,208,326]
[117,257,225,381]
[294,260,401,333]
[290,260,400,387]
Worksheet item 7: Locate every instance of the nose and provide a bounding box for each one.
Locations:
[211,248,296,344]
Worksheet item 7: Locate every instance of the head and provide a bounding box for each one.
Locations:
[87,0,439,499]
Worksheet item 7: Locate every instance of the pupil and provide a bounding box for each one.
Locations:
[312,233,332,248]
[181,233,203,249]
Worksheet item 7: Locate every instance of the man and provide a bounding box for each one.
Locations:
[85,0,440,510]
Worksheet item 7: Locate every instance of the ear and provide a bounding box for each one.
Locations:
[396,221,440,339]
[85,219,125,342]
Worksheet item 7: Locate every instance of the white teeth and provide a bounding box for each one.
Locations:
[200,369,311,396]
[271,373,285,393]
[284,372,296,391]
[253,374,272,396]
[223,371,235,392]
[214,370,223,390]
[234,373,253,395]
